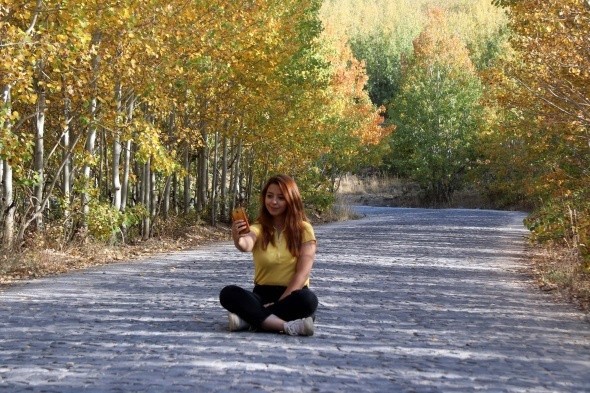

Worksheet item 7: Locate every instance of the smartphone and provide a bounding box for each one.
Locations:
[231,206,250,235]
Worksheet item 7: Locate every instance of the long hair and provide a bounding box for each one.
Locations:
[256,174,309,258]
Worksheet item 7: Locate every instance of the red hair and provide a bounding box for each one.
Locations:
[256,174,309,257]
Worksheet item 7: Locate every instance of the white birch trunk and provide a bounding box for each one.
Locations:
[83,31,101,222]
[34,70,45,229]
[112,81,122,211]
[82,115,97,219]
[121,140,132,210]
[121,96,135,211]
[2,85,15,248]
[150,170,156,224]
[142,158,151,240]
[99,128,107,198]
[3,161,14,249]
[61,76,72,217]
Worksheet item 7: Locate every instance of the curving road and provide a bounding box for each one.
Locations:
[1,207,589,392]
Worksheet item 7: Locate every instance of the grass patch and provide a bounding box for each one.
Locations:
[0,220,230,288]
[336,174,409,195]
[0,206,348,288]
[336,173,517,210]
[336,174,422,207]
[310,195,363,223]
[529,241,590,312]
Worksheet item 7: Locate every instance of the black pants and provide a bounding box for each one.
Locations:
[219,284,318,328]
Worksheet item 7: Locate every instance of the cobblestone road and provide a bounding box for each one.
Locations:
[1,207,589,392]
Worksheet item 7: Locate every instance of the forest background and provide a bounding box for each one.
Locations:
[1,0,588,309]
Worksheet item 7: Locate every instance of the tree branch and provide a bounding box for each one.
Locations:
[25,0,43,36]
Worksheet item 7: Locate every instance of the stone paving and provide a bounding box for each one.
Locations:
[1,207,589,392]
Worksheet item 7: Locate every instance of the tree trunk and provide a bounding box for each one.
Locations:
[100,127,108,199]
[195,151,202,212]
[82,31,102,224]
[121,96,135,211]
[220,135,228,221]
[142,158,151,240]
[150,170,156,224]
[163,175,171,219]
[121,140,132,210]
[172,173,179,215]
[210,131,219,225]
[112,81,122,210]
[197,130,208,212]
[183,146,191,214]
[2,85,15,249]
[133,159,141,208]
[3,162,15,249]
[34,65,46,229]
[0,159,3,206]
[233,139,242,205]
[228,138,236,205]
[246,150,254,204]
[163,112,174,219]
[61,75,72,217]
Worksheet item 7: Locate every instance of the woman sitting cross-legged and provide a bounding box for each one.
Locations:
[219,174,318,336]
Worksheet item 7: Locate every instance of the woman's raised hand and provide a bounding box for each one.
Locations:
[232,220,247,239]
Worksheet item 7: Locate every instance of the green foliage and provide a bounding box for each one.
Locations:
[87,201,124,243]
[387,68,483,202]
[445,2,510,70]
[349,33,406,106]
[297,167,335,213]
[133,118,178,175]
[480,0,590,266]
[320,0,508,107]
[385,9,484,203]
[121,205,149,231]
[524,189,590,268]
[0,0,509,254]
[87,201,147,243]
[319,0,509,205]
[2,0,389,249]
[491,0,520,7]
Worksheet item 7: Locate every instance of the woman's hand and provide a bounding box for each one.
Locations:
[231,220,248,239]
[231,221,256,252]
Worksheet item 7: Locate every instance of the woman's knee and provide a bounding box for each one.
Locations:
[219,284,243,307]
[306,291,319,313]
[294,288,318,314]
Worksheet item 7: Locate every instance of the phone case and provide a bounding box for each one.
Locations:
[231,206,250,234]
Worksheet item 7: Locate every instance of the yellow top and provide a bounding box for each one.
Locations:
[249,221,316,287]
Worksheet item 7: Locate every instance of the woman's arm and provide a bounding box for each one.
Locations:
[279,240,316,301]
[232,220,256,252]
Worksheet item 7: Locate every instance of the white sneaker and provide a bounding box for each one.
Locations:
[228,313,250,331]
[283,317,314,336]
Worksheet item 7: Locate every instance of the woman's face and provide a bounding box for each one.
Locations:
[264,183,287,219]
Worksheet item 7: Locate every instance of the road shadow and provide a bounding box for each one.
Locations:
[1,207,589,392]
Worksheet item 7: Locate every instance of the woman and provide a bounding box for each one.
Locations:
[219,174,318,336]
